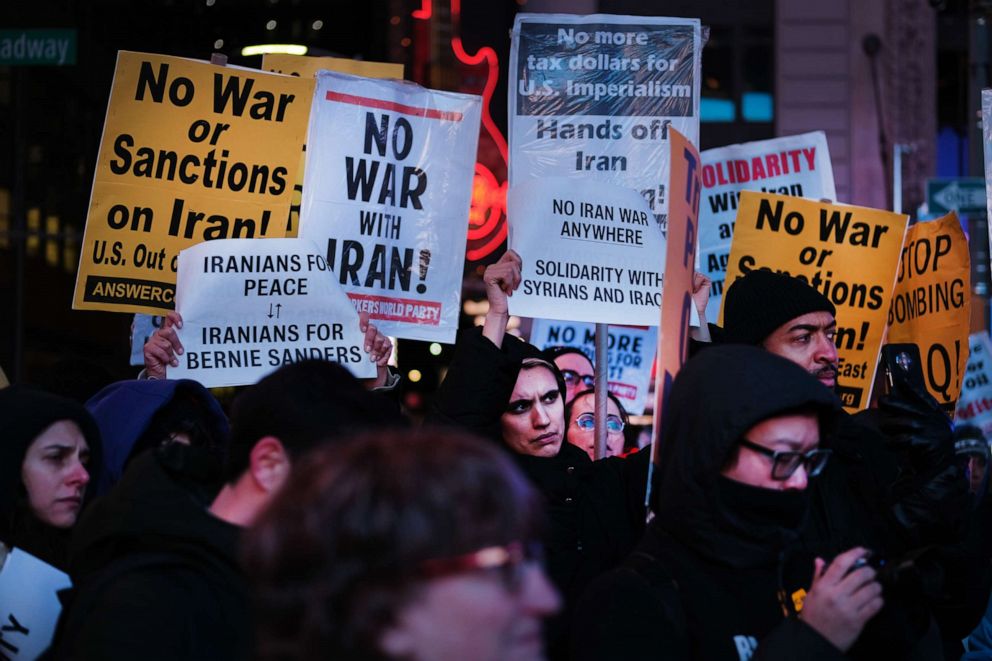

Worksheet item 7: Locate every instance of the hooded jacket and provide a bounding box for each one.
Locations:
[0,386,102,570]
[49,446,247,661]
[572,345,845,661]
[85,379,229,498]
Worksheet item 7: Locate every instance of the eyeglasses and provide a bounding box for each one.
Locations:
[738,438,832,481]
[574,412,625,433]
[561,370,595,389]
[420,541,543,591]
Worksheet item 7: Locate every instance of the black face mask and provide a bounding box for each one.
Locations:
[717,475,810,534]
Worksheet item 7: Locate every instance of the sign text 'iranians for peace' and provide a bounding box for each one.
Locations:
[169,238,375,388]
[529,318,658,415]
[722,192,908,412]
[698,131,835,322]
[887,212,970,407]
[73,51,313,315]
[509,13,700,236]
[300,71,481,343]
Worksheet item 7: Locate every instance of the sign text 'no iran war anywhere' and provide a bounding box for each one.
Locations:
[722,192,908,412]
[508,177,665,326]
[509,13,700,236]
[73,51,313,315]
[698,132,836,322]
[300,71,480,343]
[169,238,375,388]
[887,212,971,408]
[529,318,658,414]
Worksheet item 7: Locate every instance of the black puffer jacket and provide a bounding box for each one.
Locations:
[572,345,847,660]
[428,327,649,657]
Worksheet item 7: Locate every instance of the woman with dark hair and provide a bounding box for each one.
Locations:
[0,385,101,570]
[565,389,630,460]
[244,428,560,661]
[428,250,649,659]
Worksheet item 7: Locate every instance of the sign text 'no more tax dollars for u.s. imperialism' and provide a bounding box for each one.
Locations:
[74,51,313,315]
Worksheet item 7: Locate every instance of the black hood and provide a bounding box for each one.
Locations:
[653,345,841,568]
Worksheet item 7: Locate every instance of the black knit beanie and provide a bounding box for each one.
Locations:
[723,270,836,345]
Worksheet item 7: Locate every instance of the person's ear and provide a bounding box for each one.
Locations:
[248,436,290,494]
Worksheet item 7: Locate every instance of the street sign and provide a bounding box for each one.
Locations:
[927,177,986,215]
[0,29,76,66]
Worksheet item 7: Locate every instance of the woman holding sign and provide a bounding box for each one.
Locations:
[429,249,649,658]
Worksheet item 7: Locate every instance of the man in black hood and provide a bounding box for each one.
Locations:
[572,345,881,660]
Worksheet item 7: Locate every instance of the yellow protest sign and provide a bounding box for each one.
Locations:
[651,128,701,454]
[887,212,970,406]
[261,54,403,236]
[73,51,314,315]
[261,53,403,80]
[722,192,908,411]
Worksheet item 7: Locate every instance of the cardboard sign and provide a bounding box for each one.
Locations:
[300,71,481,343]
[0,548,72,660]
[129,314,163,366]
[169,238,375,387]
[886,213,971,406]
[723,192,909,411]
[508,178,665,325]
[261,55,403,236]
[956,332,992,437]
[529,319,658,414]
[509,13,701,236]
[73,51,313,314]
[652,128,701,452]
[698,132,836,321]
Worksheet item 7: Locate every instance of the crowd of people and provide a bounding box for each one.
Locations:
[2,253,991,661]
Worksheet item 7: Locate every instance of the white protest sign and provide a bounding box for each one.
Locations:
[509,14,701,236]
[508,178,665,326]
[530,318,657,414]
[169,238,375,387]
[955,332,992,437]
[698,132,835,321]
[299,71,481,343]
[0,548,72,660]
[130,314,162,366]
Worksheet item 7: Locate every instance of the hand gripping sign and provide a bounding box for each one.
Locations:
[299,71,481,343]
[698,132,836,321]
[722,192,908,412]
[509,13,701,237]
[886,212,971,408]
[73,51,313,315]
[169,238,375,388]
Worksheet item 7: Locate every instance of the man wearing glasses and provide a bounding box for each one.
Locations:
[544,346,596,404]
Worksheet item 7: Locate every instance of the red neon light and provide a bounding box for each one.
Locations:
[325,90,463,121]
[412,0,432,20]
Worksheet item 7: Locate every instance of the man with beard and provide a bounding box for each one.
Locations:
[720,269,975,657]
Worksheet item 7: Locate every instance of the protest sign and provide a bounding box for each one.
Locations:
[0,548,72,660]
[73,51,313,315]
[982,89,992,258]
[509,14,700,236]
[698,132,835,322]
[299,71,480,343]
[507,178,665,325]
[130,313,162,366]
[261,54,404,236]
[652,128,701,453]
[723,192,908,412]
[169,238,375,388]
[956,332,992,438]
[886,212,970,407]
[529,318,658,414]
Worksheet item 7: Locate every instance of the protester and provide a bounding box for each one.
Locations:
[50,356,406,661]
[0,386,101,571]
[572,345,882,660]
[955,424,991,501]
[430,249,649,659]
[565,389,628,460]
[244,428,560,661]
[544,346,595,405]
[85,378,229,499]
